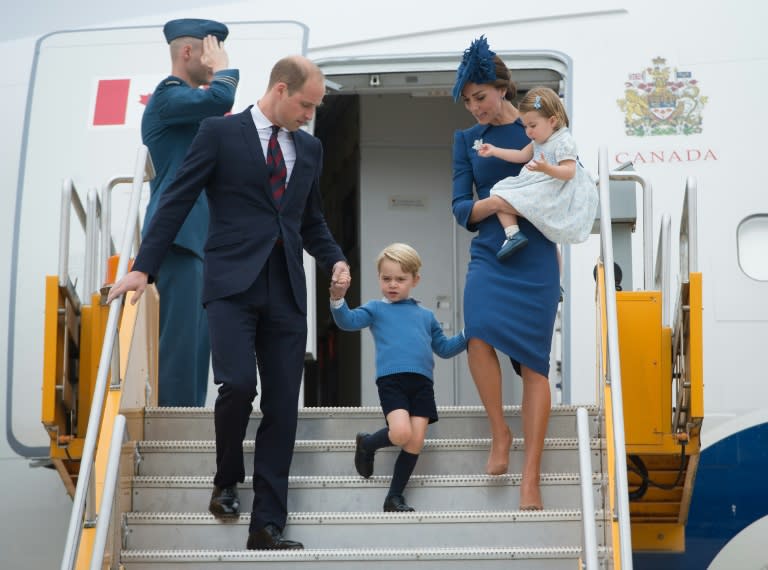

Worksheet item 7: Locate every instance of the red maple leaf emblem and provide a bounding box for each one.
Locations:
[139,92,152,106]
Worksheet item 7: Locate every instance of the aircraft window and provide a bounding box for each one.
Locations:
[737,215,768,281]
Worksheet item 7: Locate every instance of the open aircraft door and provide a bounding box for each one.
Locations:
[316,52,570,407]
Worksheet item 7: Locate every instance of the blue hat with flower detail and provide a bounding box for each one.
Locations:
[452,35,497,102]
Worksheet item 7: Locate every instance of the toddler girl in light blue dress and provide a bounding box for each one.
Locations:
[476,86,598,260]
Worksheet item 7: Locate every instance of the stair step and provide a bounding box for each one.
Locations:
[143,405,601,441]
[120,545,600,569]
[123,510,606,550]
[119,404,610,568]
[135,437,603,477]
[130,473,601,513]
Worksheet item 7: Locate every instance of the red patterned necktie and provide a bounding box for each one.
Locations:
[267,125,286,205]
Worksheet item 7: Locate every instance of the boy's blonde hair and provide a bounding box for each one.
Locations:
[376,243,422,276]
[518,86,569,130]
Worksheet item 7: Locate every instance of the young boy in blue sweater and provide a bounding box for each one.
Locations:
[329,243,467,512]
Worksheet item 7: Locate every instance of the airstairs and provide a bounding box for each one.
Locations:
[118,405,608,568]
[45,146,703,569]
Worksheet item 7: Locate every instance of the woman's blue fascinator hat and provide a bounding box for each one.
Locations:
[452,35,497,102]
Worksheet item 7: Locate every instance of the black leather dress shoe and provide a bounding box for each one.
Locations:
[209,485,240,519]
[247,523,304,550]
[383,494,415,512]
[354,432,375,478]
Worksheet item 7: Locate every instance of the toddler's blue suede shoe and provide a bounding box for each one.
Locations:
[497,232,528,260]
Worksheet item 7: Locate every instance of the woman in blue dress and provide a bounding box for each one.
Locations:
[451,36,560,510]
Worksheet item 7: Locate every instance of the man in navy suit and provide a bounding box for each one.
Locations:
[108,55,351,550]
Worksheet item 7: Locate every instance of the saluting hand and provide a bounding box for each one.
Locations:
[200,34,229,73]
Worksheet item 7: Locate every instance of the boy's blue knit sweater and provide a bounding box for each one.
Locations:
[330,298,467,381]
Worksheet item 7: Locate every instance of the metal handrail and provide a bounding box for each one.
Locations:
[58,180,106,301]
[89,415,126,570]
[671,178,698,435]
[60,146,153,570]
[100,175,138,288]
[58,179,87,289]
[84,188,103,298]
[607,169,654,289]
[679,177,698,278]
[599,146,633,568]
[576,407,599,569]
[654,214,672,327]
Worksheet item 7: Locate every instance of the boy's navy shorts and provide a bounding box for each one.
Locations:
[375,372,438,424]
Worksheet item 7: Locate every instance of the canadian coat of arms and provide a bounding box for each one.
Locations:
[617,57,707,136]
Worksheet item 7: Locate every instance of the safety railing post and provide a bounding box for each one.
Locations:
[577,407,599,569]
[89,415,126,570]
[599,146,634,569]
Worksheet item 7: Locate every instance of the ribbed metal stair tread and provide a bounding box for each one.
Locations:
[120,545,596,561]
[130,472,599,487]
[136,436,603,451]
[144,404,600,418]
[125,508,601,524]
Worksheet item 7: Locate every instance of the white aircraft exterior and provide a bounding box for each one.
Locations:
[1,1,766,568]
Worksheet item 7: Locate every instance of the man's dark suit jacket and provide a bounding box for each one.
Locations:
[133,106,344,311]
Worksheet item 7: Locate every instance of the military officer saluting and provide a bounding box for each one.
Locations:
[141,18,239,407]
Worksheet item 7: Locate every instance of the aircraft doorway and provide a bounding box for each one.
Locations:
[306,59,566,408]
[307,90,472,407]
